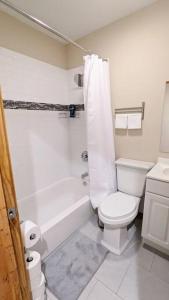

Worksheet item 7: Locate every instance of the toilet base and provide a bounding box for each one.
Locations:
[101,224,136,255]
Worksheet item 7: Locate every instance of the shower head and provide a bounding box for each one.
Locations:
[74,74,83,87]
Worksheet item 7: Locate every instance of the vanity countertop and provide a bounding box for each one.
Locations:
[147,157,169,183]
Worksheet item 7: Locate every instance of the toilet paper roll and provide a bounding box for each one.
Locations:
[32,273,46,300]
[26,251,42,289]
[21,220,41,248]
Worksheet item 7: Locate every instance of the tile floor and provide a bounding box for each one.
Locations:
[47,215,169,300]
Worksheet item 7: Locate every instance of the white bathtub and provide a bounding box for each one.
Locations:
[18,177,92,258]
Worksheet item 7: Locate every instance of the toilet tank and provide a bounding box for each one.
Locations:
[115,158,154,197]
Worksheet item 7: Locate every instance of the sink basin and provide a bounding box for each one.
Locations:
[163,168,169,176]
[147,158,169,182]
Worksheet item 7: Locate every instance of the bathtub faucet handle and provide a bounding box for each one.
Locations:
[30,233,36,240]
[81,151,88,162]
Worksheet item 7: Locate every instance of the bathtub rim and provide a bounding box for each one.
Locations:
[18,176,85,203]
[40,194,90,234]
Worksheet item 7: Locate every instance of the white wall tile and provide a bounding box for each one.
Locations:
[67,66,84,105]
[67,66,88,177]
[5,110,71,200]
[0,48,71,202]
[69,112,88,176]
[1,49,87,204]
[0,47,69,103]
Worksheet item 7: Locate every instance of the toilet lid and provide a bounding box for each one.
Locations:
[99,192,139,220]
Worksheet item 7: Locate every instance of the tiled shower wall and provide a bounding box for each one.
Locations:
[67,66,88,177]
[0,47,87,202]
[0,47,71,201]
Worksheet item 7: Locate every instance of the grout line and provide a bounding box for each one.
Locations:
[149,253,156,273]
[94,255,131,295]
[148,258,169,288]
[116,260,131,295]
[96,255,169,299]
[82,279,98,300]
[96,279,125,300]
[149,270,169,288]
[95,269,117,292]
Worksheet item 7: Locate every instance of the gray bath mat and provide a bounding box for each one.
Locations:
[42,231,108,300]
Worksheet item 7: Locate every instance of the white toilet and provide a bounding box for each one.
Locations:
[98,158,154,255]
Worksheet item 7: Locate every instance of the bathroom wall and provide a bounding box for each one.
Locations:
[0,10,67,69]
[67,66,88,176]
[66,0,169,162]
[0,47,71,201]
[1,0,169,203]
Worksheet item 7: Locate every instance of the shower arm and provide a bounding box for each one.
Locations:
[0,0,107,61]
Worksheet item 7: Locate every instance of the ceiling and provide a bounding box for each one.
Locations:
[0,0,158,42]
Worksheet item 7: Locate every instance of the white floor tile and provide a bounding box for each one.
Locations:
[78,277,98,300]
[135,246,155,271]
[151,254,169,284]
[123,239,141,258]
[118,263,169,300]
[124,243,155,271]
[46,217,169,300]
[95,252,130,292]
[86,281,122,300]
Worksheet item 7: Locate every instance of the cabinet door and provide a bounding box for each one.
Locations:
[142,192,169,250]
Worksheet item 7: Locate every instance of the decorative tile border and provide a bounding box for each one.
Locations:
[3,100,85,111]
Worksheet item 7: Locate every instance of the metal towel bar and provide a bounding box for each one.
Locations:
[115,101,145,120]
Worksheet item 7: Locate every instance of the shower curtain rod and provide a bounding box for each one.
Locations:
[0,0,105,58]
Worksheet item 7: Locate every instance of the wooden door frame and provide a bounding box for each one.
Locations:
[0,89,31,300]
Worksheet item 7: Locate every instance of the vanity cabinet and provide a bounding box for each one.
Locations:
[142,179,169,252]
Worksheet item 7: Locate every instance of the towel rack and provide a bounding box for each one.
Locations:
[115,101,145,120]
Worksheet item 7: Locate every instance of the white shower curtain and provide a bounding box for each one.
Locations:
[84,54,117,209]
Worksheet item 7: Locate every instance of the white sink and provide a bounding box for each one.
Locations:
[147,158,169,182]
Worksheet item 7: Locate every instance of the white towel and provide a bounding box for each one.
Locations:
[115,113,128,129]
[128,113,142,129]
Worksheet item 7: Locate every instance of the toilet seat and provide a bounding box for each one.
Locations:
[99,192,140,226]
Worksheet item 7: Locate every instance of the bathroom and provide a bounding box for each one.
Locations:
[0,0,169,299]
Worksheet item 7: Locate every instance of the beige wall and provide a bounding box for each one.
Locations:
[66,0,169,162]
[0,10,67,69]
[1,1,169,162]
